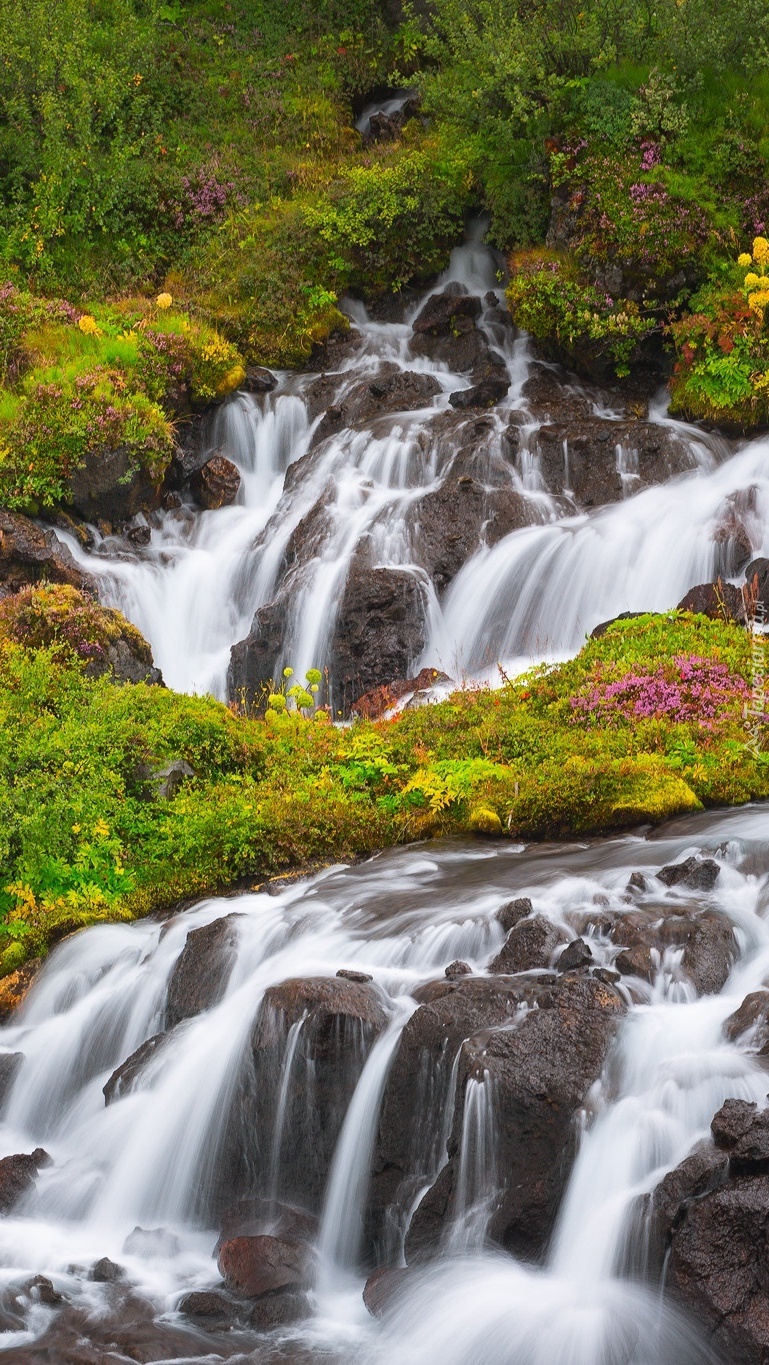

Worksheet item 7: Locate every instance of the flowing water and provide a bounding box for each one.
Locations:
[0,807,768,1361]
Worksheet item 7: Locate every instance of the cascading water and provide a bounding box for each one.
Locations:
[0,807,767,1360]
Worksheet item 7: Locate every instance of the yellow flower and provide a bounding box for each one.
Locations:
[78,314,100,335]
[744,273,761,289]
[156,292,173,310]
[753,237,769,266]
[738,252,753,268]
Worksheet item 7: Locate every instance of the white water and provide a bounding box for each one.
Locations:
[53,223,768,702]
[0,809,766,1359]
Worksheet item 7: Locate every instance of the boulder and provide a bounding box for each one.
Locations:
[103,1033,168,1106]
[650,1104,769,1362]
[594,903,736,995]
[410,288,503,379]
[248,976,388,1212]
[658,856,720,891]
[362,1265,413,1318]
[724,990,769,1055]
[147,758,195,799]
[488,913,567,974]
[0,1148,51,1213]
[0,510,92,599]
[217,1234,309,1298]
[557,937,593,972]
[676,581,746,624]
[350,666,451,720]
[744,557,769,614]
[164,913,242,1030]
[216,1196,318,1251]
[448,378,510,410]
[90,1257,125,1283]
[307,366,441,438]
[190,454,241,510]
[177,1289,234,1319]
[67,445,164,525]
[404,973,625,1262]
[531,419,695,506]
[242,366,278,394]
[497,897,534,933]
[227,598,287,712]
[411,286,482,337]
[712,489,757,578]
[327,564,429,714]
[407,476,530,593]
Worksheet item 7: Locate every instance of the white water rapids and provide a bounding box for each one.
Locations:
[0,807,767,1361]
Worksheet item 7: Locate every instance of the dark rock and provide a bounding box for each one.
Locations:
[0,1148,51,1214]
[248,977,389,1212]
[216,1196,318,1251]
[122,1226,180,1258]
[177,1289,232,1318]
[724,990,769,1052]
[307,366,441,436]
[165,913,242,1030]
[90,1257,125,1283]
[67,445,164,524]
[445,961,472,979]
[336,968,374,983]
[676,580,746,624]
[711,1099,769,1169]
[488,913,567,974]
[0,1052,22,1106]
[190,455,241,510]
[217,1234,309,1298]
[363,1265,412,1317]
[713,489,757,578]
[405,973,625,1263]
[162,489,182,511]
[411,288,482,337]
[449,378,510,410]
[408,476,529,593]
[744,556,769,613]
[532,419,695,506]
[249,1290,310,1329]
[557,937,593,972]
[658,856,720,891]
[0,510,93,599]
[591,611,649,640]
[243,366,278,394]
[609,904,736,995]
[592,966,620,985]
[497,897,533,933]
[368,976,540,1257]
[327,564,428,713]
[96,632,162,687]
[626,871,647,893]
[103,1033,167,1106]
[126,523,151,547]
[149,759,195,799]
[351,666,451,721]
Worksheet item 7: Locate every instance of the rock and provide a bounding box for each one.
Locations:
[724,990,769,1052]
[165,913,242,1030]
[0,510,93,598]
[308,366,441,439]
[557,937,593,972]
[103,1033,168,1106]
[408,475,529,593]
[149,759,195,799]
[327,564,429,714]
[350,666,451,721]
[90,1257,125,1283]
[243,366,278,394]
[445,961,472,979]
[249,1290,310,1328]
[363,1265,412,1317]
[0,960,42,1021]
[676,580,746,624]
[658,856,720,891]
[448,378,510,409]
[411,287,482,337]
[497,897,533,933]
[711,1098,769,1168]
[216,1196,318,1251]
[488,913,567,974]
[126,523,151,547]
[744,556,769,613]
[713,489,757,578]
[0,1052,22,1106]
[590,611,649,640]
[336,968,374,983]
[122,1226,180,1258]
[405,973,625,1262]
[531,419,696,506]
[217,1234,309,1298]
[248,976,389,1211]
[0,1148,51,1213]
[177,1289,233,1318]
[67,446,164,524]
[606,903,736,995]
[368,976,539,1258]
[190,454,241,510]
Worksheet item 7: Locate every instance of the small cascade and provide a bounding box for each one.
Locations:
[444,1070,497,1255]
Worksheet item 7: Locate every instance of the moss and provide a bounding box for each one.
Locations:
[0,585,153,669]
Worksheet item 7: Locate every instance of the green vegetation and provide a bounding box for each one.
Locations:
[0,605,765,978]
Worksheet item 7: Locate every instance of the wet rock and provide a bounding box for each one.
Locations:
[243,366,278,394]
[122,1226,180,1258]
[411,286,482,337]
[148,758,195,799]
[368,976,537,1257]
[328,564,429,713]
[350,666,451,721]
[308,366,441,438]
[0,1148,51,1213]
[0,959,42,1021]
[0,510,93,598]
[676,580,746,624]
[217,1234,309,1298]
[590,611,649,640]
[363,1265,413,1317]
[410,288,502,379]
[7,1292,215,1364]
[190,454,241,510]
[103,1033,168,1106]
[557,937,593,972]
[532,419,696,506]
[658,855,720,891]
[608,904,736,995]
[405,973,625,1263]
[711,1098,769,1169]
[227,598,286,711]
[67,445,164,524]
[724,990,769,1053]
[248,977,388,1212]
[165,913,242,1030]
[744,556,769,613]
[445,961,473,979]
[713,489,757,578]
[126,522,151,547]
[448,378,510,410]
[408,475,529,593]
[497,897,534,933]
[90,1257,125,1283]
[488,913,567,974]
[336,968,374,983]
[0,1052,22,1106]
[217,1196,318,1250]
[177,1289,233,1318]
